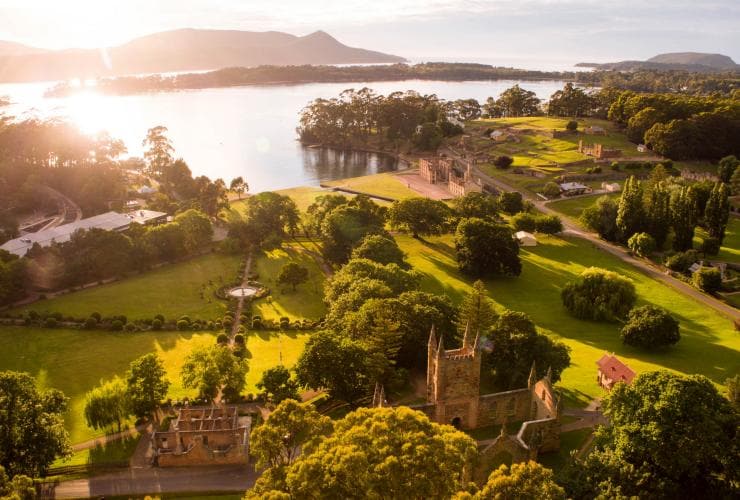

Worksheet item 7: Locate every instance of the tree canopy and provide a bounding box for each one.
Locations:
[455,218,522,278]
[561,267,636,322]
[126,353,169,419]
[181,345,248,401]
[620,305,680,349]
[388,197,451,238]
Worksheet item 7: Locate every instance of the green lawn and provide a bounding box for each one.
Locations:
[13,253,242,321]
[396,233,739,407]
[251,245,327,322]
[547,193,620,220]
[696,217,740,264]
[325,172,420,200]
[0,326,308,445]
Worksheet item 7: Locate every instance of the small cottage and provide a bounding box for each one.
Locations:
[515,231,537,247]
[596,353,635,391]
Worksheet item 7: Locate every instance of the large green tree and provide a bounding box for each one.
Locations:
[0,371,70,477]
[457,280,497,343]
[256,366,300,405]
[388,198,451,238]
[615,175,644,242]
[580,196,619,242]
[181,345,248,401]
[620,305,680,349]
[350,234,407,268]
[455,218,521,278]
[671,185,699,251]
[567,371,739,499]
[126,353,169,419]
[487,311,571,389]
[142,125,174,177]
[475,462,566,500]
[645,180,671,248]
[84,376,130,432]
[276,262,309,291]
[704,182,730,243]
[717,155,739,184]
[494,85,541,117]
[451,192,499,221]
[547,83,592,118]
[561,267,636,322]
[271,407,477,499]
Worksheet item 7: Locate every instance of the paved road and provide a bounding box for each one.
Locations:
[467,161,740,322]
[53,465,257,499]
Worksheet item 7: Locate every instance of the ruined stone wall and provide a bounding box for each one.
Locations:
[518,418,561,453]
[476,389,532,428]
[532,380,558,420]
[157,441,248,467]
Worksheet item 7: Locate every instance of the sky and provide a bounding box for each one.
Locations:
[0,0,738,67]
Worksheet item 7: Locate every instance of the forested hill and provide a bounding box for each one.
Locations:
[578,52,738,72]
[0,28,405,83]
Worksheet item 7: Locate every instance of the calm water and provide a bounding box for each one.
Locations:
[0,79,566,192]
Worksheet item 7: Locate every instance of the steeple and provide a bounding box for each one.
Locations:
[528,361,537,389]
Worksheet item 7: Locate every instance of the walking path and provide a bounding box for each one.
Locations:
[465,161,740,322]
[230,251,253,342]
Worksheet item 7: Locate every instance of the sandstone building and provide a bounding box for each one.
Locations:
[419,156,483,197]
[152,405,251,466]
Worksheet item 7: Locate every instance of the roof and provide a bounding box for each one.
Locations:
[126,210,168,225]
[0,211,132,257]
[559,182,589,191]
[596,354,635,384]
[515,231,536,240]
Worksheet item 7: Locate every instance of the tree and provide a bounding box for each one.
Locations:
[542,182,562,199]
[0,467,36,500]
[229,176,249,198]
[565,120,578,132]
[671,185,699,251]
[457,280,497,342]
[142,126,174,177]
[126,354,169,419]
[548,83,592,118]
[570,371,739,498]
[388,198,451,238]
[717,155,739,183]
[174,209,213,254]
[324,258,420,305]
[726,374,740,411]
[704,182,730,244]
[511,212,536,232]
[561,267,636,321]
[294,331,372,405]
[580,196,619,241]
[496,85,541,117]
[181,345,248,401]
[699,236,721,256]
[455,218,521,278]
[277,262,309,291]
[0,371,70,477]
[476,462,566,500]
[350,234,407,268]
[256,366,301,404]
[451,192,499,221]
[318,197,386,263]
[84,376,130,432]
[493,155,514,169]
[534,215,563,234]
[413,122,443,150]
[487,311,571,389]
[731,165,740,195]
[250,399,332,471]
[693,266,722,293]
[0,251,26,307]
[283,407,477,499]
[645,180,671,248]
[621,305,680,349]
[498,191,524,215]
[627,232,656,257]
[615,176,644,242]
[239,192,300,248]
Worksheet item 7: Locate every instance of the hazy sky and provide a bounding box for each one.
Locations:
[1,0,738,66]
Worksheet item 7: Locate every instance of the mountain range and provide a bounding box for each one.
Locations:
[0,29,406,83]
[577,52,738,72]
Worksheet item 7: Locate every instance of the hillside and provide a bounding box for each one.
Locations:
[0,28,406,83]
[577,51,738,72]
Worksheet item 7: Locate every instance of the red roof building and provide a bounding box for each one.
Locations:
[596,353,636,391]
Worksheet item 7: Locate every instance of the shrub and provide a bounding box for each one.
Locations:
[84,317,98,329]
[151,318,163,330]
[493,155,514,169]
[566,120,578,132]
[561,267,636,321]
[664,250,699,273]
[44,317,58,328]
[179,315,191,324]
[252,316,263,329]
[621,305,680,349]
[223,317,233,329]
[498,191,524,215]
[610,162,621,171]
[234,334,245,346]
[511,212,536,232]
[534,215,563,234]
[693,267,722,294]
[542,182,562,199]
[176,319,190,331]
[699,237,720,256]
[627,232,656,257]
[279,317,291,330]
[124,322,137,332]
[154,314,165,323]
[216,333,229,345]
[111,320,124,331]
[90,312,102,322]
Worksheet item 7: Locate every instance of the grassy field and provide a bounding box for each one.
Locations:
[396,233,739,407]
[696,217,740,264]
[0,326,308,445]
[251,245,327,322]
[324,172,420,200]
[547,193,620,220]
[12,253,242,321]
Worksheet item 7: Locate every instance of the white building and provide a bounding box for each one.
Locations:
[515,231,537,247]
[601,182,621,192]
